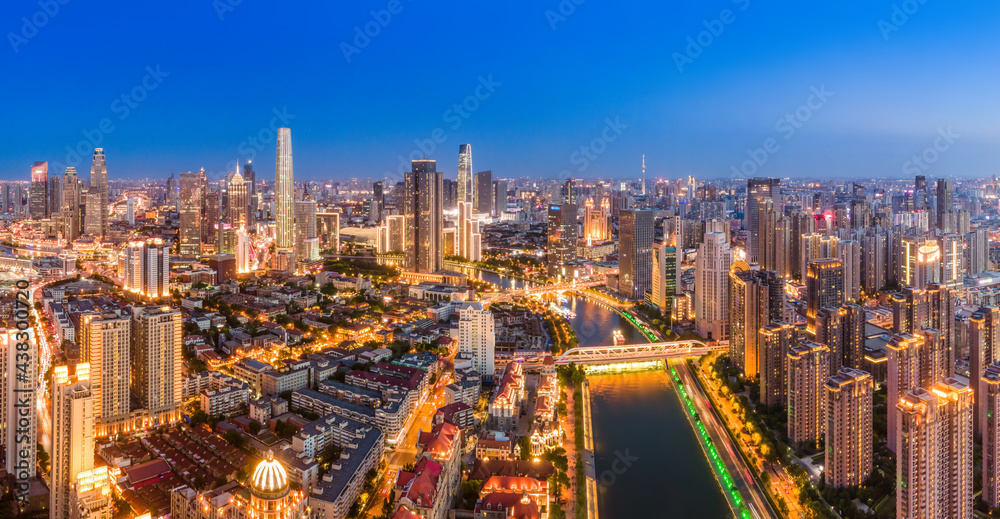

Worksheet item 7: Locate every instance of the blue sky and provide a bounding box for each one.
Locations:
[2,0,999,182]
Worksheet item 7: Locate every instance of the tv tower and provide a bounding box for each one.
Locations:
[641,155,646,196]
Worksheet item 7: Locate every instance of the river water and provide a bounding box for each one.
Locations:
[468,268,731,518]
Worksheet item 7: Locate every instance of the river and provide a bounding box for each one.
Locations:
[467,267,731,518]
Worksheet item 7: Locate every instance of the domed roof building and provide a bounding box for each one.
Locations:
[248,450,309,519]
[171,449,310,519]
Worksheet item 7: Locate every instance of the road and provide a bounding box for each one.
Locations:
[363,370,452,517]
[672,360,778,519]
[689,355,810,519]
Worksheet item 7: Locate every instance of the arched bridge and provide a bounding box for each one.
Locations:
[553,340,725,366]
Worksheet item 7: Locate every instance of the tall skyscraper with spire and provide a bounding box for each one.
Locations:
[641,155,646,196]
[275,128,295,250]
[228,160,248,227]
[90,149,108,237]
[458,144,472,204]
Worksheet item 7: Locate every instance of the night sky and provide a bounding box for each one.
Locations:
[2,0,999,182]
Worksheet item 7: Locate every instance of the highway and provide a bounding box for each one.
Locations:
[671,360,778,519]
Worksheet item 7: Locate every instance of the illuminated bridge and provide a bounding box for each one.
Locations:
[552,340,725,366]
[483,279,607,302]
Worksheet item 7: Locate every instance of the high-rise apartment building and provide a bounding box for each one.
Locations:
[759,321,795,406]
[275,128,295,251]
[815,306,843,374]
[897,379,973,519]
[915,243,941,289]
[546,204,577,279]
[386,214,405,253]
[745,177,779,264]
[983,362,1000,510]
[729,264,783,379]
[841,303,866,370]
[81,313,131,437]
[458,144,473,204]
[695,232,732,341]
[457,301,494,376]
[30,160,48,219]
[891,284,955,379]
[887,330,947,453]
[458,201,481,262]
[131,307,183,426]
[787,341,830,444]
[122,238,170,298]
[50,363,95,519]
[178,170,206,257]
[806,258,844,332]
[619,210,653,301]
[474,170,492,214]
[837,240,861,302]
[972,306,1000,440]
[404,159,443,274]
[91,148,108,237]
[824,368,873,489]
[967,229,990,275]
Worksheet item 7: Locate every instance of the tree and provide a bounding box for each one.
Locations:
[461,479,482,509]
[518,436,532,460]
[190,410,209,427]
[223,430,247,450]
[248,419,263,435]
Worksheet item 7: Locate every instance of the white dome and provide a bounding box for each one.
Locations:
[251,450,288,493]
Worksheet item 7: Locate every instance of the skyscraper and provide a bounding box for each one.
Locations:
[91,148,108,237]
[841,303,867,370]
[618,209,653,301]
[583,199,611,243]
[786,341,830,444]
[972,306,1000,440]
[178,170,206,256]
[229,167,248,227]
[651,241,676,317]
[937,177,955,231]
[492,180,507,217]
[458,201,482,262]
[62,167,81,241]
[546,204,578,279]
[50,363,95,519]
[3,328,38,486]
[275,128,295,250]
[746,177,779,264]
[295,199,318,261]
[897,379,973,519]
[443,178,458,210]
[458,144,473,204]
[967,229,990,275]
[891,284,955,379]
[759,322,795,406]
[81,313,131,437]
[475,170,492,214]
[915,243,941,289]
[695,232,732,340]
[30,160,48,219]
[131,307,182,426]
[317,212,341,253]
[404,159,443,274]
[824,368,873,489]
[806,258,844,332]
[457,301,495,376]
[836,240,861,302]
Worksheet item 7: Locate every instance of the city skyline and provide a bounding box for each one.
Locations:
[3,3,1000,180]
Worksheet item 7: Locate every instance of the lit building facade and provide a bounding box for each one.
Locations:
[694,232,732,341]
[275,128,295,251]
[786,341,829,445]
[51,364,95,519]
[824,367,873,489]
